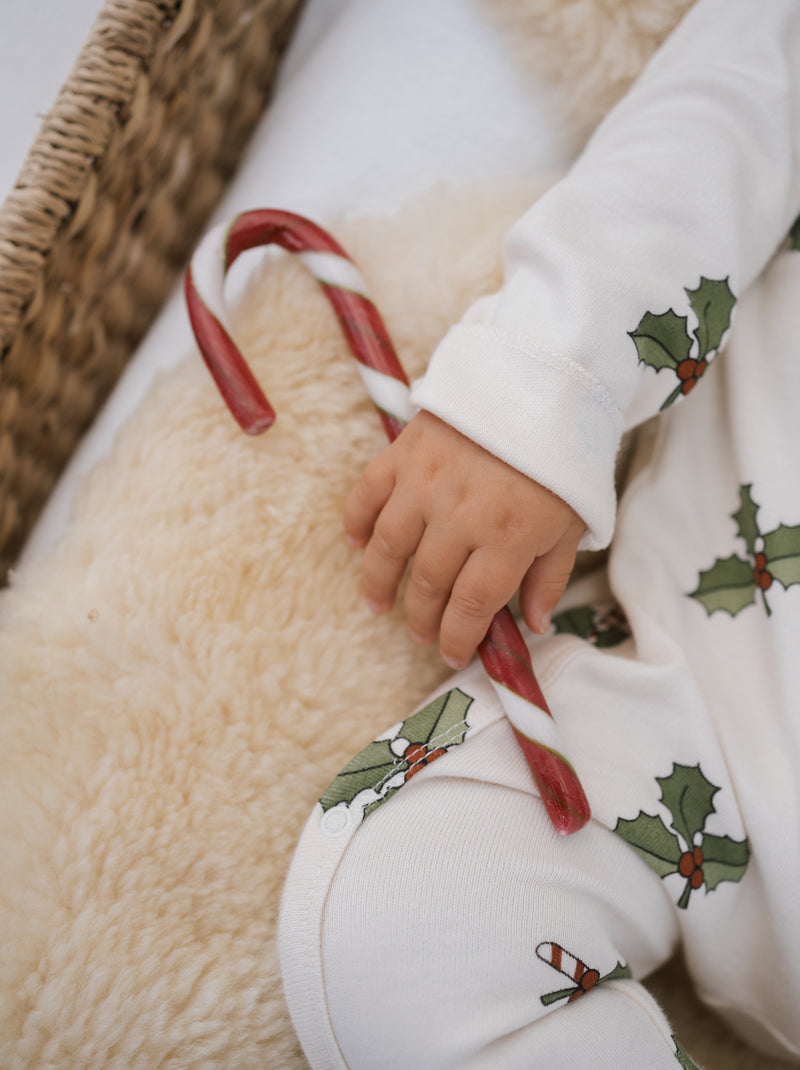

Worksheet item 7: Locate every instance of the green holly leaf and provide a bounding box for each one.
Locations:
[629,309,692,371]
[690,554,756,617]
[553,605,595,639]
[319,737,403,811]
[673,1035,701,1069]
[553,604,630,648]
[602,961,633,984]
[595,627,629,648]
[762,523,800,591]
[686,276,736,360]
[657,764,718,847]
[540,985,579,1007]
[402,687,473,750]
[319,688,474,812]
[614,812,683,877]
[790,214,800,251]
[701,832,751,892]
[363,786,400,820]
[732,484,760,557]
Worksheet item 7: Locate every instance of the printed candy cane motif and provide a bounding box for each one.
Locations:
[184,208,590,836]
[536,941,632,1005]
[536,942,601,1003]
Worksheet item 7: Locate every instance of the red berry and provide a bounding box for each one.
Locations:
[691,868,705,889]
[755,553,767,572]
[405,744,427,765]
[758,570,773,590]
[404,743,450,781]
[677,358,697,381]
[693,845,703,867]
[681,378,697,395]
[679,851,696,878]
[404,743,428,781]
[695,360,708,378]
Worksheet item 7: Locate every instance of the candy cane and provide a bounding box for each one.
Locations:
[536,941,601,1001]
[184,209,590,836]
[536,942,592,980]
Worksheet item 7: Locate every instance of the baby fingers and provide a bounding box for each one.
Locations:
[360,497,425,614]
[438,548,527,670]
[343,455,395,549]
[403,526,470,646]
[520,520,584,634]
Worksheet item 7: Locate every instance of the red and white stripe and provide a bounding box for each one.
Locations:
[184,208,591,836]
[536,942,596,986]
[185,209,413,439]
[480,609,590,835]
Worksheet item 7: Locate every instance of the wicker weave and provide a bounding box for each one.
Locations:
[0,0,303,577]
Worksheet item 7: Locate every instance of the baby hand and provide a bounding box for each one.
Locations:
[344,411,584,670]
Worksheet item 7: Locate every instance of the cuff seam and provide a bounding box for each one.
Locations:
[455,323,624,428]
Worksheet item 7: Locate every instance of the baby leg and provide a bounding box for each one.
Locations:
[280,699,690,1070]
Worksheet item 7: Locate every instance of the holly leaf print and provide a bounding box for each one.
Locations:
[690,554,756,617]
[614,812,683,877]
[319,688,474,813]
[657,764,718,847]
[686,276,735,361]
[701,832,751,893]
[617,765,749,909]
[603,961,634,984]
[552,603,630,648]
[402,687,472,750]
[553,605,595,639]
[762,523,800,591]
[629,309,691,372]
[732,483,760,557]
[319,737,400,812]
[363,786,400,820]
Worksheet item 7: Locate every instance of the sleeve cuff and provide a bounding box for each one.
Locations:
[409,323,625,550]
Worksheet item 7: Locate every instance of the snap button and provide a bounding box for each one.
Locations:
[320,805,352,838]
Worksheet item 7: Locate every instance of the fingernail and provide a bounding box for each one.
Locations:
[410,631,430,646]
[346,534,360,548]
[441,652,467,671]
[366,599,388,615]
[539,611,551,633]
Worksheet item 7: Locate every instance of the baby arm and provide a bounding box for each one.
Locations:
[344,410,584,670]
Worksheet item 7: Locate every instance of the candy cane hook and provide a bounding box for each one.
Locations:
[185,209,591,836]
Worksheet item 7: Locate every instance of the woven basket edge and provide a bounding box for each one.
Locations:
[0,0,183,357]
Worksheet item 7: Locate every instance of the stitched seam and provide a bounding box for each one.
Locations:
[369,717,472,795]
[461,324,625,426]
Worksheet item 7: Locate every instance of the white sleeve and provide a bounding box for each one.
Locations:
[409,0,800,550]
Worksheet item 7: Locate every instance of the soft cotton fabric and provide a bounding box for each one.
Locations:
[411,0,800,548]
[280,2,800,1066]
[281,227,800,1063]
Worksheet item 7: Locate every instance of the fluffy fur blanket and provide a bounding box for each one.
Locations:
[479,0,696,145]
[0,180,787,1068]
[0,0,788,1065]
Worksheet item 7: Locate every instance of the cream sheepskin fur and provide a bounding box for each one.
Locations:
[0,180,788,1069]
[0,2,783,1065]
[480,0,696,145]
